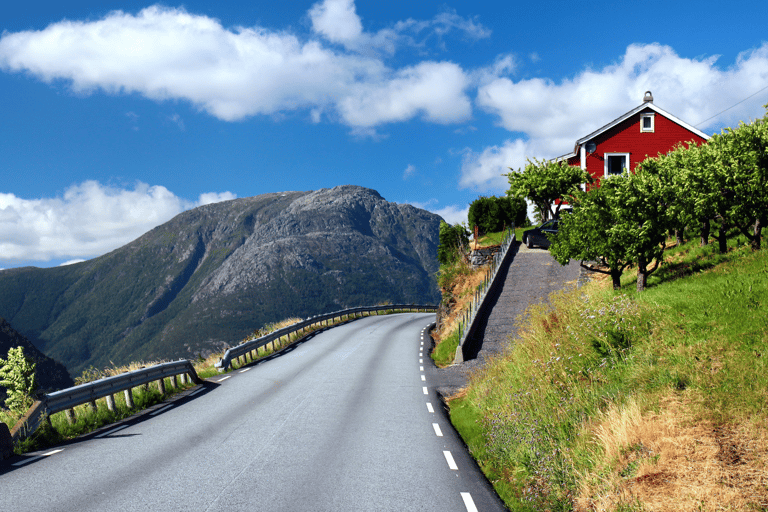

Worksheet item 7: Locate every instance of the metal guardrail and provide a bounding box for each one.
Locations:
[215,304,438,371]
[9,360,201,443]
[5,304,437,447]
[453,227,516,363]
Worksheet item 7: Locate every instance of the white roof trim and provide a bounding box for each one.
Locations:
[575,102,710,146]
[553,151,577,162]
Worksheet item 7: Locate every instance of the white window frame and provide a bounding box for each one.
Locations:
[604,153,630,176]
[640,113,655,133]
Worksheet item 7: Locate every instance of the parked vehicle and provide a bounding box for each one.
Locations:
[522,219,560,249]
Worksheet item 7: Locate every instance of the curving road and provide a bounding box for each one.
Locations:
[0,313,506,511]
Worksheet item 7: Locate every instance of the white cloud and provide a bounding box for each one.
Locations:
[0,4,474,129]
[464,42,768,191]
[309,0,363,45]
[431,204,469,225]
[0,181,235,264]
[403,164,416,180]
[198,191,237,205]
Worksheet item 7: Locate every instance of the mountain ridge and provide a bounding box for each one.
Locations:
[0,186,442,376]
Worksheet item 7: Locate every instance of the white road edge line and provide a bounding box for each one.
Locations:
[188,387,204,397]
[95,424,130,438]
[443,450,459,470]
[12,448,64,467]
[217,375,231,382]
[461,492,479,512]
[426,402,434,413]
[150,404,174,416]
[239,368,251,373]
[432,423,443,437]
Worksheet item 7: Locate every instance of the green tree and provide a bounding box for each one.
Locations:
[0,346,38,415]
[437,221,469,266]
[468,195,527,234]
[550,179,630,290]
[506,158,590,221]
[550,170,670,291]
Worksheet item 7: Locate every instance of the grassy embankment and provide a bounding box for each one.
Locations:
[1,312,369,454]
[447,234,767,511]
[432,227,527,367]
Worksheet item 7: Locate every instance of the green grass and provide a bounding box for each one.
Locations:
[432,327,460,367]
[452,238,767,510]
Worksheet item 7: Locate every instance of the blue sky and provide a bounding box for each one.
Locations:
[1,0,767,268]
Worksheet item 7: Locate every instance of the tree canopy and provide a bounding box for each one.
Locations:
[506,158,590,221]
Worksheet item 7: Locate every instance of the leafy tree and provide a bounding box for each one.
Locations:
[468,195,527,234]
[551,170,670,291]
[506,158,590,221]
[437,221,469,265]
[0,346,37,415]
[550,179,630,290]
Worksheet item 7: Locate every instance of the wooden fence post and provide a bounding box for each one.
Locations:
[106,394,116,412]
[157,378,166,395]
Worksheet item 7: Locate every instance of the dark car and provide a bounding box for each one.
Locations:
[522,219,560,249]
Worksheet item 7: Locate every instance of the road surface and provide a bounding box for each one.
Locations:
[0,313,506,512]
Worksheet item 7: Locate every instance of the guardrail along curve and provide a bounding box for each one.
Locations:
[4,303,437,450]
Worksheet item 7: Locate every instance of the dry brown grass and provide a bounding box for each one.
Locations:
[577,393,768,511]
[433,265,490,345]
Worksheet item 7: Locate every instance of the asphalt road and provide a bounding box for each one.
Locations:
[0,313,506,511]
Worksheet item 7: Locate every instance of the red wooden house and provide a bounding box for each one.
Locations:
[557,91,709,187]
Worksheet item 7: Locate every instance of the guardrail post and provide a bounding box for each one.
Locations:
[157,378,166,395]
[88,400,97,412]
[65,408,76,425]
[180,373,188,385]
[170,375,178,388]
[106,394,116,412]
[124,388,135,409]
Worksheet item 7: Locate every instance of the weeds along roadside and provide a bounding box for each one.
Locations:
[1,311,380,455]
[449,238,768,511]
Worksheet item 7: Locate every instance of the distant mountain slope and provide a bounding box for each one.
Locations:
[0,186,442,376]
[0,318,73,403]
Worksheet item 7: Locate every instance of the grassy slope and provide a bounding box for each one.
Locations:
[450,238,767,511]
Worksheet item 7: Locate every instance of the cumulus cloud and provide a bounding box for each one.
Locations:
[0,181,235,264]
[431,204,469,225]
[0,3,475,129]
[463,42,768,192]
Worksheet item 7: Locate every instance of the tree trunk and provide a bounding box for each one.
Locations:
[753,217,763,251]
[610,268,622,290]
[675,228,684,247]
[700,218,710,247]
[636,255,647,292]
[717,220,729,254]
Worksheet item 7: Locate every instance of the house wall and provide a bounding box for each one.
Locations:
[568,107,708,188]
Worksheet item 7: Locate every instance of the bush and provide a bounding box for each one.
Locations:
[468,196,527,234]
[437,221,469,265]
[0,346,37,414]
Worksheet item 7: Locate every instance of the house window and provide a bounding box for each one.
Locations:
[640,113,655,132]
[605,153,629,176]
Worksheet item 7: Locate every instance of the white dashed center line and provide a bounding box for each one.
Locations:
[432,423,443,437]
[422,386,428,395]
[426,402,434,413]
[421,375,426,381]
[443,450,459,470]
[239,368,251,373]
[461,492,479,512]
[419,366,424,371]
[217,375,231,382]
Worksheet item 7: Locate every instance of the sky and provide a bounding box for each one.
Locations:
[1,0,767,268]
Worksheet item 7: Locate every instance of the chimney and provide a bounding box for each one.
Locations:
[643,91,654,103]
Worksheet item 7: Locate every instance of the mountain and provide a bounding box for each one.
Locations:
[0,186,442,376]
[0,318,73,403]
